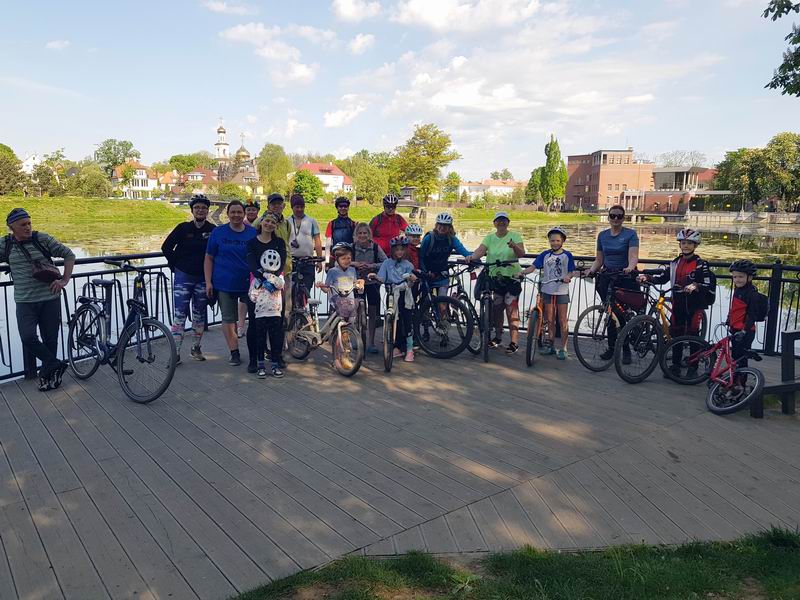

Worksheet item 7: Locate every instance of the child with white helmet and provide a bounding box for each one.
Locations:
[405,223,423,270]
[247,213,287,378]
[419,212,472,298]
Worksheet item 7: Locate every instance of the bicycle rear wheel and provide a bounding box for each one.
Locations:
[614,315,662,384]
[573,304,613,372]
[116,318,176,404]
[481,298,492,363]
[383,311,395,372]
[456,294,482,355]
[526,309,539,368]
[287,312,313,359]
[707,367,764,415]
[660,336,714,385]
[415,297,473,359]
[333,325,364,377]
[356,300,367,351]
[67,304,104,379]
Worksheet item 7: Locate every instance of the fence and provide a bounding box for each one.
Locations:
[2,252,800,382]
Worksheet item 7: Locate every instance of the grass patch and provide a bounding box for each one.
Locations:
[232,528,800,600]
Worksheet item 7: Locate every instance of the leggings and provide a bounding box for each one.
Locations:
[171,269,207,351]
[255,316,284,365]
[16,298,62,376]
[395,295,413,352]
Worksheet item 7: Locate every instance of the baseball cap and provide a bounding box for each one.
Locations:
[493,211,510,222]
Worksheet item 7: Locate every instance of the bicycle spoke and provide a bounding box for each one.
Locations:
[118,320,176,403]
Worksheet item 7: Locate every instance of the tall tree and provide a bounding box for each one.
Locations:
[292,169,324,202]
[713,148,748,190]
[540,135,567,210]
[441,171,461,203]
[0,143,17,161]
[217,182,249,201]
[353,162,388,204]
[256,143,293,195]
[393,123,461,201]
[168,154,198,175]
[95,139,140,176]
[763,1,800,96]
[764,131,800,208]
[490,168,513,180]
[31,163,56,196]
[0,153,24,195]
[730,148,771,206]
[526,168,543,204]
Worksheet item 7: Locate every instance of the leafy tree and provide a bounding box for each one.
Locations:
[713,148,748,190]
[526,168,543,204]
[168,154,197,175]
[460,190,469,203]
[540,135,568,210]
[95,139,140,176]
[763,1,800,96]
[393,123,461,201]
[217,182,249,201]
[490,168,513,180]
[64,163,111,197]
[764,131,800,209]
[656,150,707,167]
[353,162,388,204]
[510,186,526,205]
[257,143,293,196]
[730,148,771,207]
[0,153,24,195]
[0,143,17,161]
[292,169,324,202]
[31,163,56,196]
[441,171,461,203]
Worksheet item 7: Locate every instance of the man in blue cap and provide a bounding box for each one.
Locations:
[0,208,76,390]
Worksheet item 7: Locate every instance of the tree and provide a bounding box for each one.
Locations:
[490,168,513,180]
[292,169,324,202]
[256,143,293,196]
[393,123,461,201]
[526,168,543,204]
[0,153,24,195]
[168,154,197,175]
[763,131,800,209]
[730,148,771,207]
[64,163,111,197]
[656,150,707,167]
[95,139,140,176]
[31,163,56,196]
[763,1,800,96]
[540,135,568,210]
[713,148,748,190]
[510,186,526,205]
[217,182,249,201]
[441,171,461,203]
[0,143,16,161]
[353,162,388,204]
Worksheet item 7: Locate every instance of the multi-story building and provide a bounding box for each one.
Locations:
[294,162,353,195]
[111,161,158,199]
[458,179,526,201]
[565,148,654,212]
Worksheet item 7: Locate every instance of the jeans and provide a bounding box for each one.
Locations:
[171,269,208,352]
[256,316,284,365]
[16,298,62,376]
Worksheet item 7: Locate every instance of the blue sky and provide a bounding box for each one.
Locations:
[2,0,798,180]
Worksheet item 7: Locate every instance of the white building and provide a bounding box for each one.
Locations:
[21,153,43,175]
[111,161,159,199]
[294,162,353,194]
[458,179,526,200]
[215,121,230,163]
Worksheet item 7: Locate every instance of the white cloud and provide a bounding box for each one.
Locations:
[273,62,319,86]
[203,1,257,15]
[284,118,309,138]
[638,20,679,44]
[624,94,656,104]
[255,41,301,62]
[332,0,381,22]
[324,94,369,127]
[245,114,258,124]
[349,33,375,55]
[392,0,539,32]
[45,40,70,50]
[286,24,338,46]
[220,22,280,44]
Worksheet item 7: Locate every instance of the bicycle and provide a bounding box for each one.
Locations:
[521,274,567,368]
[66,259,177,403]
[413,269,474,360]
[448,262,483,355]
[474,260,522,363]
[572,269,643,372]
[379,278,412,372]
[286,280,364,377]
[660,326,764,415]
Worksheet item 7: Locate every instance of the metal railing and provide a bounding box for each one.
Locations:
[2,252,799,382]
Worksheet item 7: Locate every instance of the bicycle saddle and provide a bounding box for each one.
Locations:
[307,299,322,307]
[90,279,116,287]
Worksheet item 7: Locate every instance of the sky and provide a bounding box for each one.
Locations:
[1,0,799,181]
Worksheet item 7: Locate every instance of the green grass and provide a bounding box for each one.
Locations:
[232,528,800,600]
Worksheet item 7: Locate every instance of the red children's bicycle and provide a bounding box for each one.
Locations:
[660,326,765,415]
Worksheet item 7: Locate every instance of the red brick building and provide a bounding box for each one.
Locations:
[565,148,654,212]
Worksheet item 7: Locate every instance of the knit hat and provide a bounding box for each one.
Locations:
[6,208,30,226]
[290,193,305,207]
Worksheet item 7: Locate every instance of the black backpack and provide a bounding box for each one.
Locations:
[750,289,769,322]
[2,232,53,274]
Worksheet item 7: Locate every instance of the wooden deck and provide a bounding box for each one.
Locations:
[0,330,798,600]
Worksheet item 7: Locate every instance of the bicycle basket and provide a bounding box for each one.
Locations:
[613,288,647,310]
[334,297,356,320]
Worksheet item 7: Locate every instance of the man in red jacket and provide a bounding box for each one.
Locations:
[369,194,408,255]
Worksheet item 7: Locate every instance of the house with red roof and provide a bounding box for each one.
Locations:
[294,162,353,194]
[110,160,159,199]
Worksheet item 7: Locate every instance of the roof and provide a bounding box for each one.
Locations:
[460,180,526,188]
[185,167,218,185]
[653,166,706,174]
[296,162,352,186]
[697,168,717,183]
[235,145,251,159]
[217,125,226,133]
[111,160,155,179]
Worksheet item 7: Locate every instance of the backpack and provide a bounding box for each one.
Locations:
[693,260,717,309]
[750,289,769,322]
[2,232,53,271]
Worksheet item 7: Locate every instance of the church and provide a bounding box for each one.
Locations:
[214,121,263,198]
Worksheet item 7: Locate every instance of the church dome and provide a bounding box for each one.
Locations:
[217,124,226,134]
[235,145,251,160]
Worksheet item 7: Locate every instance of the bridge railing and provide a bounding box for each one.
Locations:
[1,252,798,381]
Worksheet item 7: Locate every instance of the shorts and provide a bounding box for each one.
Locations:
[217,290,248,323]
[540,292,569,305]
[357,284,381,309]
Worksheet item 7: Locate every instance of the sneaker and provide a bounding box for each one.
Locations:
[257,367,267,379]
[37,376,51,392]
[366,345,379,354]
[247,362,258,374]
[229,350,241,366]
[556,349,568,360]
[392,348,404,358]
[488,337,502,349]
[599,347,614,361]
[540,345,555,356]
[622,349,632,365]
[272,365,284,378]
[404,350,415,362]
[190,344,206,361]
[51,361,68,388]
[505,342,519,355]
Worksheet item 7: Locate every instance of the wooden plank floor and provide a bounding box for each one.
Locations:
[0,329,797,599]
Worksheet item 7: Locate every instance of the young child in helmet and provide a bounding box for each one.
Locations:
[317,243,364,320]
[419,213,471,297]
[405,223,423,269]
[369,235,418,362]
[638,228,715,375]
[518,227,575,359]
[247,213,287,379]
[727,259,762,370]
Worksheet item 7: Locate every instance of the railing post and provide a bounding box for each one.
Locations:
[764,259,782,356]
[781,330,797,415]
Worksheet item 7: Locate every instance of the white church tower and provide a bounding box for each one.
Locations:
[215,118,230,163]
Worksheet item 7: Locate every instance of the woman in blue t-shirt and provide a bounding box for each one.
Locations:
[583,204,640,361]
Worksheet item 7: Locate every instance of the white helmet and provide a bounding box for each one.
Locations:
[260,249,282,273]
[676,228,701,244]
[435,212,453,225]
[405,223,423,236]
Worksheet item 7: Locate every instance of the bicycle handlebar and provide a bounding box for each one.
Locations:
[295,256,326,264]
[105,259,148,274]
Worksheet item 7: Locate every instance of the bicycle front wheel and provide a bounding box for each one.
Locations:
[414,297,473,359]
[333,324,364,377]
[287,312,313,359]
[614,315,663,384]
[67,304,104,379]
[116,318,176,404]
[526,309,540,368]
[660,335,714,385]
[456,294,482,355]
[481,297,492,363]
[573,304,613,372]
[707,367,764,415]
[383,311,395,372]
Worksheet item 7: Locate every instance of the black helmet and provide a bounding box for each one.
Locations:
[189,194,210,208]
[729,259,757,276]
[382,193,400,206]
[332,242,354,255]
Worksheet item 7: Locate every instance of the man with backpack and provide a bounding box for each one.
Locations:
[369,194,407,255]
[1,208,75,390]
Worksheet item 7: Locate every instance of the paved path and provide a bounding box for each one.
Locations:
[0,331,797,599]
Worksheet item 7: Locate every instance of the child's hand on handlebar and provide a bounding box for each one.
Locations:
[636,274,648,283]
[355,279,365,291]
[684,283,698,293]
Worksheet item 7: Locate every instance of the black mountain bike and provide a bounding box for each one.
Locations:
[413,270,474,359]
[67,260,177,403]
[475,260,521,363]
[448,262,482,355]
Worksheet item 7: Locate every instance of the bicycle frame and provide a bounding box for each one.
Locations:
[686,335,742,388]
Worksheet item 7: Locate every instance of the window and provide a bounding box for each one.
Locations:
[615,184,620,191]
[623,184,627,191]
[624,156,630,164]
[607,183,612,191]
[602,154,608,164]
[616,156,622,164]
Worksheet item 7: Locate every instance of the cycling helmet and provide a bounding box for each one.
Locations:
[382,193,400,206]
[245,198,260,210]
[390,234,409,247]
[676,228,701,244]
[729,259,757,276]
[334,196,350,207]
[189,194,210,208]
[405,223,423,236]
[267,192,285,205]
[435,212,453,225]
[547,226,567,240]
[259,249,282,273]
[331,242,354,256]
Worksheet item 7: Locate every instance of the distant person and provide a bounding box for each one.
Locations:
[325,196,355,267]
[161,194,216,363]
[369,194,407,256]
[287,193,323,302]
[238,198,261,336]
[204,200,258,369]
[1,208,75,390]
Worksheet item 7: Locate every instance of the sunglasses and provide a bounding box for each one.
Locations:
[608,213,624,220]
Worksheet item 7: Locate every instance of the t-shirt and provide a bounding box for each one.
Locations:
[246,236,287,279]
[206,224,257,293]
[0,232,76,303]
[481,231,523,278]
[325,265,359,317]
[370,213,408,255]
[377,258,414,285]
[248,273,284,318]
[596,227,639,270]
[533,249,575,296]
[161,220,216,277]
[287,215,320,258]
